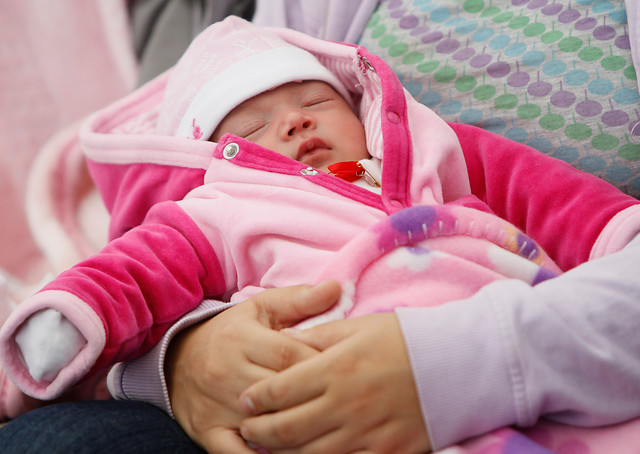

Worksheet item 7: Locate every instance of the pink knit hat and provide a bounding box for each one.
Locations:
[156,16,352,141]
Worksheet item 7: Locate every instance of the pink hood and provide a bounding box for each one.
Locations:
[79,17,471,241]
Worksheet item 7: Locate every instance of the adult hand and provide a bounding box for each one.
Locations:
[238,313,432,453]
[165,281,342,453]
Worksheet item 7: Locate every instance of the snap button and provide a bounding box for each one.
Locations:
[386,111,401,124]
[300,166,319,176]
[223,143,240,159]
[359,55,375,72]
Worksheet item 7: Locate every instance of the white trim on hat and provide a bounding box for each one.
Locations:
[176,46,352,140]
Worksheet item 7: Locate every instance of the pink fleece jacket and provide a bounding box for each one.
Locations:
[2,19,640,448]
[113,3,640,452]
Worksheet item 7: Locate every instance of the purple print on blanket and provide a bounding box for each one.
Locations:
[301,204,560,325]
[379,205,457,250]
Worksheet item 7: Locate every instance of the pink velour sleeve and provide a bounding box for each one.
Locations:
[449,122,640,271]
[0,201,225,400]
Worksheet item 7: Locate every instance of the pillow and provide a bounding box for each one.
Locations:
[358,0,640,197]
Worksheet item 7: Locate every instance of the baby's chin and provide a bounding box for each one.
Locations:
[315,164,331,173]
[311,160,339,174]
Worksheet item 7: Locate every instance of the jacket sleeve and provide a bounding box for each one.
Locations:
[0,201,225,399]
[107,299,235,415]
[397,233,640,450]
[449,122,640,270]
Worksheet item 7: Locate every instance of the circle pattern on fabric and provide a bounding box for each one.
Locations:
[358,0,640,197]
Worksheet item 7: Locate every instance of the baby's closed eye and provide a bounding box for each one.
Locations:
[301,93,336,109]
[237,120,267,139]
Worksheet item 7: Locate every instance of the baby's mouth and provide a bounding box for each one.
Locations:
[297,138,330,163]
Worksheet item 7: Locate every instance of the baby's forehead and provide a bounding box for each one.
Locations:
[222,80,335,120]
[247,80,335,104]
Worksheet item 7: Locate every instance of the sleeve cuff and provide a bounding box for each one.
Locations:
[107,299,235,416]
[0,289,105,400]
[590,204,640,259]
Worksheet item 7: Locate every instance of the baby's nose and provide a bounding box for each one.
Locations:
[283,110,313,137]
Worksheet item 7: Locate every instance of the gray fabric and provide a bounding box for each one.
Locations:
[130,0,255,86]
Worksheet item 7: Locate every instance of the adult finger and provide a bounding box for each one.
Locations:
[254,280,342,329]
[203,426,256,454]
[268,428,368,454]
[244,327,320,371]
[239,351,331,415]
[240,399,339,450]
[281,315,367,351]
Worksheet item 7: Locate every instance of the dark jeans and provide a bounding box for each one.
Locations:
[0,400,205,453]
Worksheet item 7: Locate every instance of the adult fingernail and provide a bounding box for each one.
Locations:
[240,424,251,440]
[240,394,256,414]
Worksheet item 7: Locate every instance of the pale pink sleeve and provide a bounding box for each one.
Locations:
[397,234,640,450]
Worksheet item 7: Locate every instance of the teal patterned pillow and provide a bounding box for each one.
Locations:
[358,0,640,197]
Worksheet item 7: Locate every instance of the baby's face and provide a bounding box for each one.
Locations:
[212,81,369,172]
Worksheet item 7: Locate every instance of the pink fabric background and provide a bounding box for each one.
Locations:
[0,0,136,283]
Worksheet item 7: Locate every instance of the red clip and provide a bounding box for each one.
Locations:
[328,161,364,182]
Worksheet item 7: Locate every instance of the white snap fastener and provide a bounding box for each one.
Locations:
[223,143,240,159]
[300,166,318,176]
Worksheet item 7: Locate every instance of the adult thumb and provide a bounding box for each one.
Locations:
[254,280,342,330]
